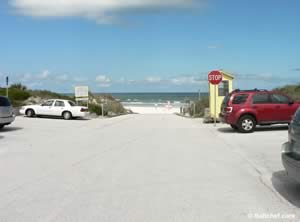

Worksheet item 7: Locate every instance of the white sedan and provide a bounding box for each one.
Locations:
[20,99,89,120]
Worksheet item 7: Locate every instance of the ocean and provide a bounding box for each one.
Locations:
[109,92,208,107]
[66,92,208,107]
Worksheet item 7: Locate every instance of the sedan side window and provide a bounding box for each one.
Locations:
[252,94,270,104]
[42,100,54,106]
[270,94,290,104]
[68,101,76,106]
[54,101,65,107]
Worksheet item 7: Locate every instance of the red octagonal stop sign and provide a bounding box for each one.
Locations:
[208,70,223,85]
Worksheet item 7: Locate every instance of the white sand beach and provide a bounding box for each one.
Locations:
[124,105,180,114]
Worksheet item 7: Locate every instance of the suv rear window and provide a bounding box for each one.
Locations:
[0,97,11,106]
[222,94,231,106]
[232,94,249,104]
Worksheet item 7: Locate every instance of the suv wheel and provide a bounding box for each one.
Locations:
[230,124,238,130]
[238,115,256,133]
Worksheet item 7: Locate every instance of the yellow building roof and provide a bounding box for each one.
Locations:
[219,70,234,80]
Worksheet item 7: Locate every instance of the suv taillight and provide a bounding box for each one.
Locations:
[225,107,233,113]
[80,108,88,112]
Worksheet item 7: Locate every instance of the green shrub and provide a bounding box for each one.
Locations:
[274,84,300,100]
[189,97,209,117]
[88,103,103,116]
[0,87,31,107]
[10,83,27,91]
[28,90,71,100]
[88,93,126,116]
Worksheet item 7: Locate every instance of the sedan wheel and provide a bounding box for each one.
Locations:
[26,109,35,118]
[63,112,72,120]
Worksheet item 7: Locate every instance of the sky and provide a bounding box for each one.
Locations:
[0,0,300,93]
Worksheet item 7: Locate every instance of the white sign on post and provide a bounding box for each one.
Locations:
[76,97,89,101]
[75,86,89,98]
[75,86,89,107]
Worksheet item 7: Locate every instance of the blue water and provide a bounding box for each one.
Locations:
[65,92,208,106]
[109,92,207,104]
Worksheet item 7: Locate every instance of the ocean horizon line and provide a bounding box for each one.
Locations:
[62,92,209,94]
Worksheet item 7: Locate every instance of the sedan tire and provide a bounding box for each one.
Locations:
[26,109,35,118]
[63,111,72,120]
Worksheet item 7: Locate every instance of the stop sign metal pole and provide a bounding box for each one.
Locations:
[214,85,217,126]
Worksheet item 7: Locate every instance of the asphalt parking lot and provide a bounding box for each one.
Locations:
[215,123,300,209]
[0,115,300,221]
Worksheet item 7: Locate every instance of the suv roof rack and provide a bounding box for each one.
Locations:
[232,88,269,93]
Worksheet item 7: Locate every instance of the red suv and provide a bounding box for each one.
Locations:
[220,89,300,133]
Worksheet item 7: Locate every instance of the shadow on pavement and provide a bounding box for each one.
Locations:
[272,170,300,208]
[33,116,90,121]
[0,127,23,133]
[217,125,289,134]
[256,125,289,132]
[217,127,237,133]
[0,135,4,139]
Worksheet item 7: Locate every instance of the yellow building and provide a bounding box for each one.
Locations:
[208,70,234,120]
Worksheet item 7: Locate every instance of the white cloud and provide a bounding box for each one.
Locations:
[208,45,221,49]
[257,73,273,80]
[208,45,217,49]
[96,75,111,82]
[145,76,162,83]
[73,76,88,83]
[27,82,42,88]
[20,73,32,82]
[127,79,138,84]
[116,77,126,83]
[56,74,68,82]
[96,75,111,87]
[235,73,274,81]
[170,75,203,85]
[11,0,198,24]
[37,70,50,79]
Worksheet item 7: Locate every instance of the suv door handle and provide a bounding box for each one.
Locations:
[276,105,281,108]
[252,106,257,109]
